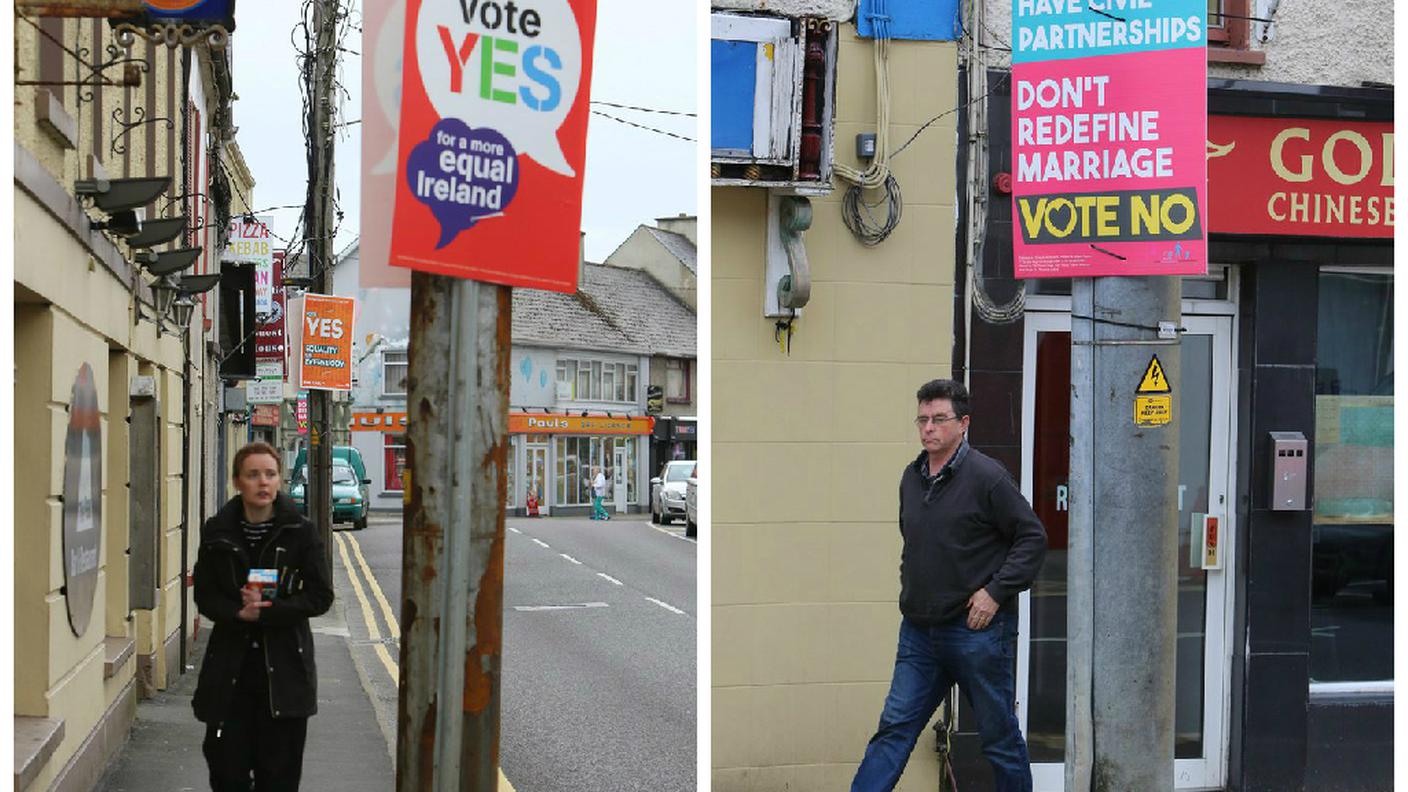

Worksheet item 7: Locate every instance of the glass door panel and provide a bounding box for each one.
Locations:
[527,445,549,515]
[1019,313,1232,790]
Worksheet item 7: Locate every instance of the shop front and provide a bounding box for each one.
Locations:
[648,415,699,475]
[956,80,1392,791]
[508,413,654,517]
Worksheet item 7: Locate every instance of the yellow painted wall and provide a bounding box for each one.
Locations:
[13,15,223,785]
[712,28,960,791]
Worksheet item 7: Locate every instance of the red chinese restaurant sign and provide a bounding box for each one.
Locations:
[388,0,597,291]
[1207,116,1393,238]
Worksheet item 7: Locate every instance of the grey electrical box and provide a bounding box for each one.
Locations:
[1268,431,1308,511]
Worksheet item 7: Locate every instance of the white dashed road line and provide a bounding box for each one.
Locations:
[597,572,624,586]
[513,602,610,612]
[645,597,686,615]
[560,553,582,565]
[508,526,521,534]
[647,524,696,544]
[531,538,550,549]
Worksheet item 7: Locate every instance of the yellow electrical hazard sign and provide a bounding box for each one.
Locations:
[1137,354,1171,394]
[1135,395,1172,426]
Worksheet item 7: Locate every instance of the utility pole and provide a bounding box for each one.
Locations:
[1067,275,1181,791]
[397,275,510,790]
[306,0,338,568]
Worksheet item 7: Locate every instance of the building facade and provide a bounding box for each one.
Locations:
[710,1,964,787]
[13,9,242,790]
[947,1,1394,790]
[332,244,697,518]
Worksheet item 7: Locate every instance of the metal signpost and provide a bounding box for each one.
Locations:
[1011,1,1208,789]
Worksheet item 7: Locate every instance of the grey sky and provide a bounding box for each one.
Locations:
[231,0,697,264]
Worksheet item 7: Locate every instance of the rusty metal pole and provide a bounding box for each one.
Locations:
[398,272,509,791]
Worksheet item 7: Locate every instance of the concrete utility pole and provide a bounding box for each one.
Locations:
[306,0,338,568]
[397,274,510,791]
[1066,275,1181,792]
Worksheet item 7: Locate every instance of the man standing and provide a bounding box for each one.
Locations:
[852,379,1047,792]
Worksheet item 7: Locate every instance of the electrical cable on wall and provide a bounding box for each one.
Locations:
[835,0,902,246]
[963,0,1025,326]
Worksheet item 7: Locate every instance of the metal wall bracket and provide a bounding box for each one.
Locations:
[764,192,813,317]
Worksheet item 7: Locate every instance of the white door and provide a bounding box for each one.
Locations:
[526,444,549,516]
[612,447,627,513]
[1017,310,1236,791]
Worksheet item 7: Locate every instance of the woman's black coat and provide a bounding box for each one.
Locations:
[192,493,334,723]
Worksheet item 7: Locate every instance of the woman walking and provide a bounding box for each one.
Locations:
[192,442,334,791]
[591,466,610,520]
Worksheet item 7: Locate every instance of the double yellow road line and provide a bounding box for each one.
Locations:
[332,530,516,792]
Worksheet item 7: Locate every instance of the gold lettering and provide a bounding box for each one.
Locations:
[1382,133,1394,187]
[1268,192,1287,222]
[1323,130,1372,185]
[1270,127,1312,182]
[1096,195,1120,236]
[1289,192,1310,222]
[1018,197,1047,241]
[1349,195,1363,224]
[1131,194,1159,234]
[1045,198,1078,238]
[1160,193,1196,234]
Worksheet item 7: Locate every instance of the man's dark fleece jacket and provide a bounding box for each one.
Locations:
[898,441,1047,625]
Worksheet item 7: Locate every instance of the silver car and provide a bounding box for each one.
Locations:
[651,460,696,526]
[685,469,699,538]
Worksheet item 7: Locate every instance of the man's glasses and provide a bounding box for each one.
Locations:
[914,414,961,427]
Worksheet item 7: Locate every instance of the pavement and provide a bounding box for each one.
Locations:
[94,532,515,792]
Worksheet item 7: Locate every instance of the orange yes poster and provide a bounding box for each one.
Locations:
[387,0,598,292]
[299,294,355,391]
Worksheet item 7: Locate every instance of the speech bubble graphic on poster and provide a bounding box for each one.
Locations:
[415,0,582,177]
[405,118,521,248]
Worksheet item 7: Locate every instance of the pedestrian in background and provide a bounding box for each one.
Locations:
[192,441,334,791]
[590,466,610,520]
[852,379,1047,792]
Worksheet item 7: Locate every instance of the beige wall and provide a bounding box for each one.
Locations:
[606,226,699,310]
[14,16,222,788]
[712,28,960,791]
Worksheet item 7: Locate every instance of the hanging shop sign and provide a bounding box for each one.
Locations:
[297,390,309,434]
[1011,0,1207,278]
[227,216,275,314]
[135,0,235,29]
[255,249,287,371]
[250,404,281,427]
[646,384,664,414]
[298,293,355,391]
[1207,116,1393,238]
[246,361,285,404]
[360,0,414,289]
[62,363,103,637]
[508,413,654,435]
[351,411,410,431]
[387,0,598,291]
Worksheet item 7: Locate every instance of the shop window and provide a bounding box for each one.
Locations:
[665,359,690,403]
[384,434,407,492]
[1311,269,1393,684]
[553,436,638,506]
[383,350,408,397]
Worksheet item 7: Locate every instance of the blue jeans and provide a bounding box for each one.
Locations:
[852,611,1032,792]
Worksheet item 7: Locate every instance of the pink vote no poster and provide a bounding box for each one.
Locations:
[1011,0,1208,278]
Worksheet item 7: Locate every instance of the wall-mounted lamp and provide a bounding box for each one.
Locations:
[176,273,221,295]
[126,216,187,249]
[137,247,202,278]
[152,276,179,317]
[75,177,170,213]
[171,297,197,329]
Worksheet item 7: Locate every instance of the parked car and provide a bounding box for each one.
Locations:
[289,457,370,531]
[684,466,698,538]
[650,460,695,526]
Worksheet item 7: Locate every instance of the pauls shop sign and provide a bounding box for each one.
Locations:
[388,0,597,291]
[1207,116,1393,238]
